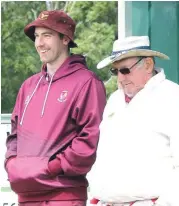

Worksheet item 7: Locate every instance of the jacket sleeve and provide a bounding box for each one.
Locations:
[4,87,21,169]
[48,76,106,176]
[155,91,179,206]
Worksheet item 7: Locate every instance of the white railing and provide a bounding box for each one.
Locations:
[1,114,11,124]
[0,114,18,206]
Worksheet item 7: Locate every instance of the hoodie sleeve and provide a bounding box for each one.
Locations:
[48,76,106,176]
[4,87,21,169]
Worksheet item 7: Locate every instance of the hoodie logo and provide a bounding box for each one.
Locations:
[58,91,68,102]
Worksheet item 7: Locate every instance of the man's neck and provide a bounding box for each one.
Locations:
[47,53,69,76]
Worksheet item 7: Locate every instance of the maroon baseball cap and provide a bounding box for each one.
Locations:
[24,10,77,48]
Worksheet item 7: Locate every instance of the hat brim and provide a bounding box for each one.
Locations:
[24,21,78,48]
[97,49,170,69]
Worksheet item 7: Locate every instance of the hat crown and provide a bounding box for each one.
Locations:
[24,10,77,48]
[96,35,169,69]
[38,10,76,28]
[113,36,150,52]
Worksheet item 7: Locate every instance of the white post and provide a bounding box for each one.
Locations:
[118,0,126,40]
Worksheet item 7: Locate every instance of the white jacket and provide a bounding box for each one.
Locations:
[88,69,179,206]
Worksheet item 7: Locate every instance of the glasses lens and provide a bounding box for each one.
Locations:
[110,68,118,75]
[119,68,130,75]
[110,67,131,75]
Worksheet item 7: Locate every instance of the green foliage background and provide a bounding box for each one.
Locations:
[1,1,118,113]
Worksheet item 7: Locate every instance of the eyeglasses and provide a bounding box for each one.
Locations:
[110,57,144,75]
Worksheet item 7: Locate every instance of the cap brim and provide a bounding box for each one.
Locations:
[24,21,78,48]
[97,49,170,69]
[24,21,44,41]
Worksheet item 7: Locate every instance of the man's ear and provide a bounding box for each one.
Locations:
[63,35,70,46]
[145,57,154,74]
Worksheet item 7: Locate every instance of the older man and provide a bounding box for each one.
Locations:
[89,36,179,206]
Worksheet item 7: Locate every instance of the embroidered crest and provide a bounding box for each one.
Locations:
[39,13,49,20]
[58,91,68,102]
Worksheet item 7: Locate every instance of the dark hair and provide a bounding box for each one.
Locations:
[59,33,72,50]
[59,33,64,39]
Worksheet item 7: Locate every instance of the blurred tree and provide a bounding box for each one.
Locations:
[2,1,46,113]
[1,1,118,113]
[105,76,118,99]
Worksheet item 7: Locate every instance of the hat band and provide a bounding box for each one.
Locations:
[111,46,151,55]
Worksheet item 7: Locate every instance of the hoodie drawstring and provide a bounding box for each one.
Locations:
[41,74,54,117]
[20,75,44,125]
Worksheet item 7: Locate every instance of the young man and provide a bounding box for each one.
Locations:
[4,10,106,206]
[89,36,179,206]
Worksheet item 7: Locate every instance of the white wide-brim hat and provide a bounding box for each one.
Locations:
[97,36,170,69]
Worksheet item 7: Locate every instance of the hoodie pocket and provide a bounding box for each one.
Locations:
[7,156,59,194]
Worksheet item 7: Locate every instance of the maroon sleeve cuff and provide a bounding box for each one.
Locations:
[4,156,16,171]
[48,158,63,176]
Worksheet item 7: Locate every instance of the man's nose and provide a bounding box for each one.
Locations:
[117,71,126,81]
[35,36,44,47]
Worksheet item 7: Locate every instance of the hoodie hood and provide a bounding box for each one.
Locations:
[20,54,89,124]
[41,54,88,82]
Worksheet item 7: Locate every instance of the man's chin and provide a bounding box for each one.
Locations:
[124,89,135,98]
[126,93,134,98]
[40,58,48,63]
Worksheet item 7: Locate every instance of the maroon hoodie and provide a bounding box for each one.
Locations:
[5,54,106,202]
